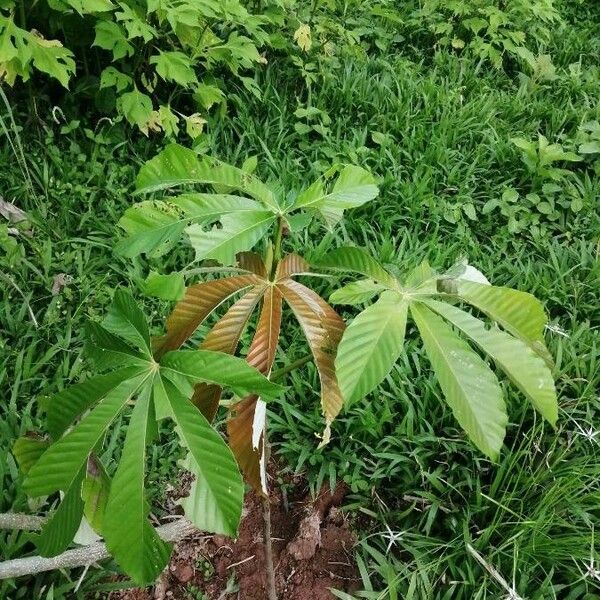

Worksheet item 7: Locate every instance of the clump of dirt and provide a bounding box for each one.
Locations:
[109,480,359,600]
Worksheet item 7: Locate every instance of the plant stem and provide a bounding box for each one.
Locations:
[261,421,278,600]
[270,354,312,382]
[271,216,284,279]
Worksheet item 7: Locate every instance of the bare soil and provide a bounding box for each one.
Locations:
[109,479,360,600]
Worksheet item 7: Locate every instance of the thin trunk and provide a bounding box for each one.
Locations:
[262,493,277,600]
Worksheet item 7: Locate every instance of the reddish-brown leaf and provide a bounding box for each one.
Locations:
[237,252,267,278]
[228,285,283,493]
[276,253,310,280]
[191,285,267,421]
[153,275,261,357]
[278,279,345,439]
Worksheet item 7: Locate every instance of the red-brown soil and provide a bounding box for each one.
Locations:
[109,480,360,600]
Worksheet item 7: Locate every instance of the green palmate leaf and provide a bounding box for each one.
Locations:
[82,455,110,534]
[36,469,85,557]
[135,144,277,210]
[423,299,557,425]
[12,435,50,474]
[103,289,152,357]
[329,279,386,306]
[46,366,144,439]
[457,281,553,366]
[65,0,114,14]
[160,350,282,401]
[336,292,408,404]
[186,211,276,265]
[143,271,186,301]
[29,37,76,89]
[150,50,198,86]
[93,20,134,60]
[410,303,507,460]
[103,383,171,585]
[116,200,187,258]
[24,373,149,498]
[168,380,243,536]
[316,247,396,286]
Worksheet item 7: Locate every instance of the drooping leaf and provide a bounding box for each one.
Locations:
[191,285,266,421]
[135,144,277,210]
[336,292,408,405]
[423,299,557,425]
[316,247,396,286]
[169,380,244,536]
[35,470,85,557]
[24,373,149,497]
[278,279,345,440]
[457,281,553,366]
[81,455,110,534]
[186,211,276,265]
[103,383,171,585]
[228,285,283,492]
[160,350,282,401]
[329,279,386,306]
[154,275,262,356]
[410,303,507,460]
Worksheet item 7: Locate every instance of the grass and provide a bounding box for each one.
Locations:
[0,2,599,599]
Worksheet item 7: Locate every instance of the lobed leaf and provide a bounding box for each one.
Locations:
[457,281,553,366]
[336,292,408,404]
[411,303,507,460]
[169,380,244,536]
[160,350,283,401]
[104,383,171,585]
[424,299,557,425]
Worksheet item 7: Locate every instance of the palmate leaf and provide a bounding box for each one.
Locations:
[115,200,187,258]
[329,279,387,306]
[411,303,508,459]
[171,193,263,220]
[335,292,408,405]
[331,255,557,460]
[35,469,85,557]
[423,299,557,425]
[21,289,278,585]
[135,144,278,210]
[160,350,283,401]
[103,383,171,585]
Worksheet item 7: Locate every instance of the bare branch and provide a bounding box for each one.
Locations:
[0,517,198,580]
